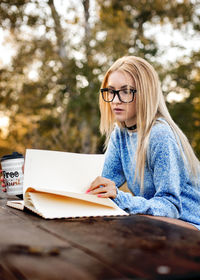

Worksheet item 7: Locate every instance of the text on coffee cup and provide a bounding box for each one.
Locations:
[3,171,22,187]
[3,171,19,178]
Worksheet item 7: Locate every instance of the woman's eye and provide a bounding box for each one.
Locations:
[122,89,129,94]
[108,89,114,94]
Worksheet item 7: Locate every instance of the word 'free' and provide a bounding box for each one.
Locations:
[3,171,19,179]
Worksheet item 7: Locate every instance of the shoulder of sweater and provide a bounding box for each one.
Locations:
[111,124,124,138]
[149,119,177,147]
[111,120,177,144]
[109,125,131,149]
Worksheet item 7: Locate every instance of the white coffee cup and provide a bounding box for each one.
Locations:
[1,152,24,196]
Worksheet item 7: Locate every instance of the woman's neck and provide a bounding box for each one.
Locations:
[125,123,137,131]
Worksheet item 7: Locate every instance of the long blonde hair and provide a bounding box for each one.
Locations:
[99,56,200,189]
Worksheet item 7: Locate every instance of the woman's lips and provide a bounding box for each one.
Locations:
[113,108,124,113]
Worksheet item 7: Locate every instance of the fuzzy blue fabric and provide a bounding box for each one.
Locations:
[102,119,200,230]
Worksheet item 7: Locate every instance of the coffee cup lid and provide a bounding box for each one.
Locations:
[1,152,24,162]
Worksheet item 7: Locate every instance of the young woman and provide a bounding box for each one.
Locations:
[86,56,200,231]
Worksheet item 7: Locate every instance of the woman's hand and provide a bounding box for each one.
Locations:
[86,176,117,199]
[0,171,6,192]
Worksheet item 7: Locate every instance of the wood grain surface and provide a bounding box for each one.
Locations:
[0,194,200,280]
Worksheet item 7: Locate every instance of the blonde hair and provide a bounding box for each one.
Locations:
[99,56,200,189]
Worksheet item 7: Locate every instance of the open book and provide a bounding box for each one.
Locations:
[7,149,128,219]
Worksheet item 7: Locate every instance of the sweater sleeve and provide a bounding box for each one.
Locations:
[102,130,126,188]
[113,131,184,218]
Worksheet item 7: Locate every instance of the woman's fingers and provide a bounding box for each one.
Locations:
[0,172,6,192]
[86,176,117,199]
[88,176,114,190]
[89,186,108,195]
[88,176,107,191]
[98,192,113,198]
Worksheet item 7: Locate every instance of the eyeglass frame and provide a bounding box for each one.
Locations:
[100,87,137,103]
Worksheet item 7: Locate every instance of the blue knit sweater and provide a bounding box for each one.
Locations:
[102,119,200,230]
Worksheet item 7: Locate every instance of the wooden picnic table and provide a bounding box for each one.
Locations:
[0,193,200,280]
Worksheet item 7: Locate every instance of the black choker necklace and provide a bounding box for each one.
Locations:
[125,124,137,131]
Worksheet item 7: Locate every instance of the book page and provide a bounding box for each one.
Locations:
[25,192,128,219]
[24,149,105,194]
[7,200,24,211]
[25,187,119,209]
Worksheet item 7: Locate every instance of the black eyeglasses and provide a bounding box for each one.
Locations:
[101,87,137,103]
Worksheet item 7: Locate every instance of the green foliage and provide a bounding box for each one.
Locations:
[167,51,200,157]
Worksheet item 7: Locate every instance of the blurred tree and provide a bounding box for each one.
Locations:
[167,50,200,157]
[0,0,199,158]
[94,0,195,66]
[0,0,80,155]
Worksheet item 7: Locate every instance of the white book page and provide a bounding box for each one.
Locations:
[26,192,128,219]
[25,187,119,209]
[7,200,24,211]
[23,149,105,194]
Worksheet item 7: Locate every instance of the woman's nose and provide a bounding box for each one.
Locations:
[112,93,121,103]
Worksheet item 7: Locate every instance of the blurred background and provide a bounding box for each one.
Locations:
[0,0,199,158]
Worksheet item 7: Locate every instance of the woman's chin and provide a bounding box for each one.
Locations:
[115,117,126,123]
